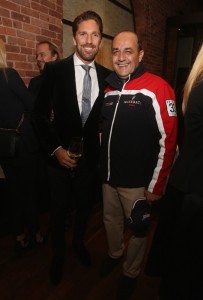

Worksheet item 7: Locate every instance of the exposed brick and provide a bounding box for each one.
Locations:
[17,30,35,41]
[57,0,63,7]
[7,53,26,62]
[1,1,20,13]
[31,2,49,14]
[0,35,6,43]
[15,61,33,69]
[18,38,27,47]
[0,26,16,36]
[0,8,10,18]
[39,13,56,24]
[13,20,23,30]
[21,6,40,19]
[23,23,41,34]
[15,0,31,8]
[31,18,49,30]
[6,44,20,53]
[7,36,26,47]
[41,0,56,10]
[17,69,26,78]
[41,29,56,38]
[27,39,35,47]
[26,70,39,78]
[20,47,33,55]
[49,24,61,33]
[11,12,30,24]
[49,8,62,19]
[2,17,13,27]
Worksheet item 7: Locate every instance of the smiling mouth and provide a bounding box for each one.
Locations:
[83,44,95,49]
[117,63,129,67]
[84,47,93,51]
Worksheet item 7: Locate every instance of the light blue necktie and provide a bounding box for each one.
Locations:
[81,65,91,126]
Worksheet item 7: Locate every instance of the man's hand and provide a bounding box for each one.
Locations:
[54,147,77,169]
[145,190,162,202]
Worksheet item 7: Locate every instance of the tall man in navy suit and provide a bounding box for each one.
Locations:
[34,10,110,285]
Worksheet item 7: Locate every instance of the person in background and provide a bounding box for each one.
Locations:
[0,39,43,253]
[146,43,203,300]
[99,31,177,300]
[28,40,60,100]
[33,11,111,285]
[28,41,60,216]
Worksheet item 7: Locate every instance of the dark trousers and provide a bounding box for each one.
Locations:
[1,153,39,237]
[47,162,98,259]
[146,184,203,300]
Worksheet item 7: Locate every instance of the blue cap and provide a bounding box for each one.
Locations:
[127,197,151,232]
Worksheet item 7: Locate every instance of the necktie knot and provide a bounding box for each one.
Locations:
[81,65,91,74]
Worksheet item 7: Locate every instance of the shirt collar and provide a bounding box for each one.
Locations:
[73,53,96,69]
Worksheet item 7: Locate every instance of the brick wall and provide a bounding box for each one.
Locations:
[0,0,63,85]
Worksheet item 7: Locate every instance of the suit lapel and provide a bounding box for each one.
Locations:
[62,56,81,117]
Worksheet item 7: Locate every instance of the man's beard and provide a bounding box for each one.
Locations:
[76,44,98,62]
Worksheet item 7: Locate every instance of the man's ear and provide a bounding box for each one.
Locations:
[98,38,102,50]
[139,50,144,62]
[73,36,76,46]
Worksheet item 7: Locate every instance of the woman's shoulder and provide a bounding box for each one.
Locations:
[5,67,19,76]
[0,67,21,82]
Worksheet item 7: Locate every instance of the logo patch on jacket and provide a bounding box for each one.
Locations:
[105,101,113,106]
[124,100,141,107]
[166,100,177,117]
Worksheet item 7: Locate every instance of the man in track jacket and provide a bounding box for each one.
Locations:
[100,31,177,300]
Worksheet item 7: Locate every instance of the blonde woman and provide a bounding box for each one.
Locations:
[146,43,203,300]
[0,39,43,253]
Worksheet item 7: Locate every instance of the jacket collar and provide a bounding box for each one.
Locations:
[105,62,146,91]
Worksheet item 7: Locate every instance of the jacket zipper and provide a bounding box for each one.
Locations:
[107,75,130,181]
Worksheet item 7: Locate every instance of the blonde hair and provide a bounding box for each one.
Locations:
[0,39,7,68]
[182,43,203,114]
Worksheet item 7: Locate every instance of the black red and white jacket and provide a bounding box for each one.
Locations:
[100,63,177,195]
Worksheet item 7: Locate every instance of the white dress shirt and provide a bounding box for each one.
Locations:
[73,53,99,113]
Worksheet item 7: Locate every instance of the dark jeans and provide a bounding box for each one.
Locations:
[47,162,98,258]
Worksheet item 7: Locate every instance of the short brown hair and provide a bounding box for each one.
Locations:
[72,11,103,37]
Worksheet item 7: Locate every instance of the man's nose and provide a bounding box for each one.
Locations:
[118,52,125,61]
[86,34,93,44]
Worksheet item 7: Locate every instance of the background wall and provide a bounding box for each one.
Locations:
[0,0,63,85]
[0,0,201,85]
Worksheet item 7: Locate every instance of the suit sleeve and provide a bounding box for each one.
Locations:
[147,82,178,195]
